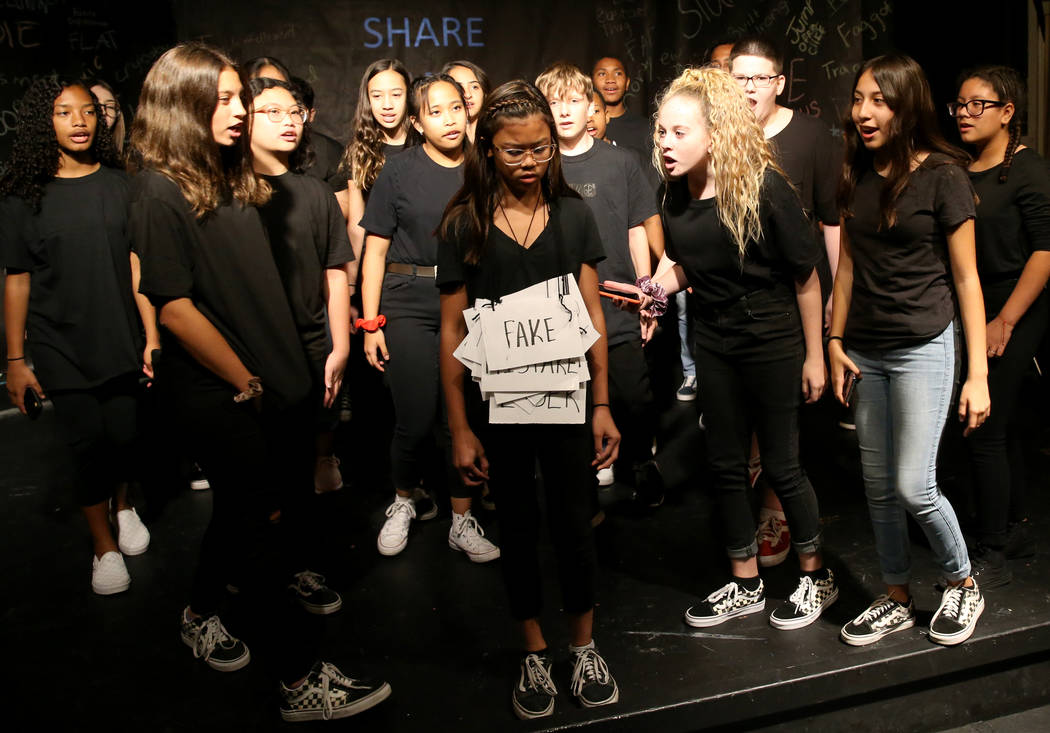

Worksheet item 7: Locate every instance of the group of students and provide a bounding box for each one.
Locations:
[2,32,1048,724]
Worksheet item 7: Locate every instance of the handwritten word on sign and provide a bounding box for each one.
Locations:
[480,299,582,370]
[489,387,586,425]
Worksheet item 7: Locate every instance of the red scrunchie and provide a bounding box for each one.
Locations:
[355,315,387,333]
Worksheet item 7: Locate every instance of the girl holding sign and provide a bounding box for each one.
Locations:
[359,74,498,561]
[437,80,621,719]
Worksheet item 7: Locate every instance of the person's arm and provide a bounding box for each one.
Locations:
[987,251,1050,357]
[947,218,990,436]
[323,266,351,407]
[651,252,689,296]
[130,252,161,378]
[360,233,391,371]
[641,213,665,261]
[795,267,826,403]
[628,224,651,279]
[827,219,859,404]
[334,188,349,221]
[822,224,841,332]
[3,272,45,413]
[346,182,366,288]
[157,297,256,393]
[579,262,620,469]
[440,284,489,485]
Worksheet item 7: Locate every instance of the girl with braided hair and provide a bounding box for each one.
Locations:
[953,65,1050,583]
[437,80,621,719]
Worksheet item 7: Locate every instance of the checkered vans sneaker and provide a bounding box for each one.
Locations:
[770,571,839,630]
[289,570,343,615]
[280,661,391,722]
[929,581,984,646]
[570,643,619,709]
[840,595,916,646]
[684,579,766,627]
[756,511,790,567]
[513,652,558,720]
[180,609,250,671]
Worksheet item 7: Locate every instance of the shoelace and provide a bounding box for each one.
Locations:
[384,500,415,522]
[857,595,896,624]
[787,577,816,612]
[312,662,358,721]
[296,570,326,592]
[757,515,783,543]
[705,581,745,611]
[521,654,558,696]
[570,649,610,696]
[193,616,230,661]
[939,586,965,620]
[454,514,487,546]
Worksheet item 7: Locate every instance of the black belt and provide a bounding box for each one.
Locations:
[387,262,437,278]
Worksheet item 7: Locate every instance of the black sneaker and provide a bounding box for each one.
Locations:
[412,486,439,521]
[569,643,619,708]
[929,581,984,646]
[632,460,665,508]
[1004,520,1035,560]
[840,595,916,646]
[770,571,839,630]
[280,661,391,722]
[289,570,343,615]
[512,652,558,720]
[684,579,765,627]
[970,545,1012,588]
[180,608,250,671]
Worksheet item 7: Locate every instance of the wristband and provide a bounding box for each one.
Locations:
[233,376,263,403]
[7,356,25,361]
[592,403,610,409]
[355,315,387,333]
[827,336,844,343]
[635,276,668,318]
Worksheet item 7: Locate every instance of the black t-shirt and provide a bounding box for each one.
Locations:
[844,154,976,351]
[770,111,841,227]
[130,169,312,407]
[0,166,141,390]
[968,147,1050,280]
[562,140,657,345]
[360,145,463,266]
[605,111,652,163]
[258,171,354,369]
[662,168,821,309]
[436,197,606,304]
[306,130,349,194]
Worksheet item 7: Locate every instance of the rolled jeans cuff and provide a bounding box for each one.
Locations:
[791,531,821,556]
[727,540,759,559]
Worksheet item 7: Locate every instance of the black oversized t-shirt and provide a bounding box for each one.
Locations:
[844,154,976,351]
[562,139,657,345]
[605,111,652,163]
[258,171,354,369]
[662,168,822,309]
[0,167,141,391]
[436,197,605,305]
[130,169,312,407]
[769,111,841,227]
[360,145,463,266]
[306,130,349,194]
[968,147,1050,280]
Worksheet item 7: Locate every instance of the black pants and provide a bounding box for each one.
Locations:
[485,421,597,621]
[967,283,1048,546]
[693,287,822,559]
[608,339,655,475]
[382,272,464,497]
[49,372,139,507]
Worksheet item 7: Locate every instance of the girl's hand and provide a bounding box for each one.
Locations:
[640,312,657,344]
[801,354,827,404]
[591,405,620,469]
[452,428,489,486]
[142,340,161,379]
[985,317,1013,359]
[363,329,389,372]
[323,348,349,408]
[959,377,991,437]
[5,360,45,415]
[828,340,860,405]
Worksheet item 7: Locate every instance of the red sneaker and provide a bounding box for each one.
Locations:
[757,511,791,567]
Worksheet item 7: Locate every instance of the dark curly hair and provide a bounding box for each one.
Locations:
[0,77,120,212]
[340,59,412,191]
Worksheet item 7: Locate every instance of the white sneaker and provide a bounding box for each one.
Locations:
[377,497,415,556]
[114,507,150,556]
[92,551,130,595]
[597,466,615,487]
[449,510,500,562]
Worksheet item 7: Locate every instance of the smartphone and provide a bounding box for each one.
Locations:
[598,282,641,304]
[842,371,861,406]
[24,386,43,420]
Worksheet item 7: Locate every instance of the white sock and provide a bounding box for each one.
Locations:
[569,639,595,655]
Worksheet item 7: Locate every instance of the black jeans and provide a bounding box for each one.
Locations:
[608,339,656,474]
[484,421,597,621]
[693,287,822,558]
[967,283,1048,546]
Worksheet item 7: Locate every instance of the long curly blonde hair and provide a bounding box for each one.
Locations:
[652,67,780,258]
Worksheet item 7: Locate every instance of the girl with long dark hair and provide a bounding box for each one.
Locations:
[441,59,490,141]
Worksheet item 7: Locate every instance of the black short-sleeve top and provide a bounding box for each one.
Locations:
[359,145,463,267]
[0,166,141,391]
[306,130,349,194]
[436,197,606,304]
[769,111,842,227]
[968,147,1050,281]
[844,154,977,351]
[130,169,312,407]
[662,168,822,309]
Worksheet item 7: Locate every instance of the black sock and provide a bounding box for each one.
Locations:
[802,567,830,581]
[733,575,762,592]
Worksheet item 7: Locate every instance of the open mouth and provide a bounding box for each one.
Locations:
[69,132,91,144]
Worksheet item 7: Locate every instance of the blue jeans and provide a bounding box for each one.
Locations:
[849,323,970,585]
[676,291,695,378]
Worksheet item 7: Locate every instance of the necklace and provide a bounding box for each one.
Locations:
[498,193,545,248]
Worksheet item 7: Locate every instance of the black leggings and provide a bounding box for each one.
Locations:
[608,339,656,473]
[967,283,1048,546]
[484,421,597,621]
[49,373,139,507]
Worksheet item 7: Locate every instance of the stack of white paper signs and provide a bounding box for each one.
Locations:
[453,274,600,424]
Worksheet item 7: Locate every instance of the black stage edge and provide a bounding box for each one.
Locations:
[2,386,1049,731]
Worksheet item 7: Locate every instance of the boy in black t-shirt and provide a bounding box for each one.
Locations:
[537,62,665,506]
[591,57,651,161]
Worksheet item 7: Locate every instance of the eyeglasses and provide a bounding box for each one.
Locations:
[493,144,557,165]
[947,99,1005,118]
[731,74,782,88]
[99,103,121,118]
[254,106,307,124]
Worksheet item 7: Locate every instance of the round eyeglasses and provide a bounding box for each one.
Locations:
[493,144,557,165]
[254,106,308,124]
